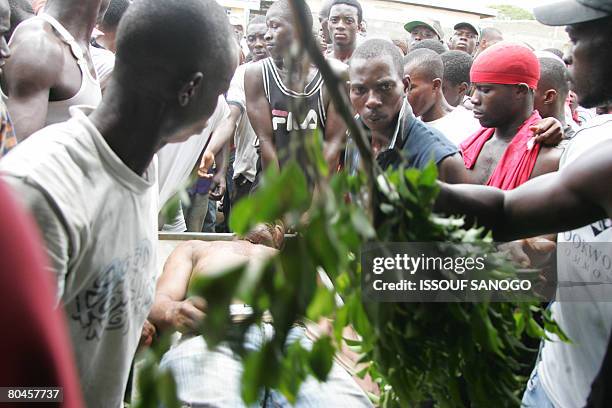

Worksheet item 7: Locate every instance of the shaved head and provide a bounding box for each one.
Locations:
[404,48,444,81]
[268,0,313,31]
[115,0,236,98]
[352,38,404,77]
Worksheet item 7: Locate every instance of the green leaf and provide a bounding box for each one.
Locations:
[306,285,336,321]
[308,336,335,381]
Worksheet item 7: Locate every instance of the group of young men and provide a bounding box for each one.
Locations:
[0,0,611,407]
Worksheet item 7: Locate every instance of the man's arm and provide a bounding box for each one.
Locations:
[148,241,205,333]
[437,153,469,184]
[244,63,279,171]
[3,23,62,141]
[323,93,347,172]
[435,141,612,241]
[530,146,563,178]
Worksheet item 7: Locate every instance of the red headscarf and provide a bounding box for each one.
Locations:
[470,43,540,89]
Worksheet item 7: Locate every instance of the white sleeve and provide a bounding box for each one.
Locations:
[3,176,71,303]
[226,65,247,111]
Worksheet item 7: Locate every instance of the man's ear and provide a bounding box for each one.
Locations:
[178,72,204,107]
[402,75,411,95]
[432,78,442,91]
[459,82,469,97]
[544,89,558,104]
[515,83,530,98]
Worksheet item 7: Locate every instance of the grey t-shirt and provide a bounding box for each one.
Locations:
[345,100,458,174]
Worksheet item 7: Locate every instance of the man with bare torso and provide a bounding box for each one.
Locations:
[147,225,373,407]
[2,0,108,141]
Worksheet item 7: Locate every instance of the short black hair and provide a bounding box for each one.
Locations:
[440,50,472,86]
[329,0,363,23]
[543,48,564,60]
[100,0,130,32]
[249,15,266,27]
[403,48,444,81]
[115,0,235,96]
[480,27,503,42]
[538,57,570,98]
[351,38,404,78]
[8,0,33,14]
[409,38,447,55]
[267,0,313,31]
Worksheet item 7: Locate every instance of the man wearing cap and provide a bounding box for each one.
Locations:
[460,42,562,189]
[404,18,443,48]
[448,22,479,55]
[433,1,612,407]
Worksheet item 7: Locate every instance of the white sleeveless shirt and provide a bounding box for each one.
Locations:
[2,14,102,125]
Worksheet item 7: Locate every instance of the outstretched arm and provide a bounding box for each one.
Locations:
[148,241,206,333]
[435,141,612,241]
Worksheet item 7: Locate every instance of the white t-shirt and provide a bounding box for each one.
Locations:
[539,114,612,408]
[157,96,229,231]
[90,45,115,91]
[424,106,480,146]
[227,63,258,182]
[0,106,159,408]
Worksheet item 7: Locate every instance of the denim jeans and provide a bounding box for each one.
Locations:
[159,325,373,408]
[521,365,555,408]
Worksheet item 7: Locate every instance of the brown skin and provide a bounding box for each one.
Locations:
[534,78,567,127]
[148,238,280,333]
[2,0,110,141]
[449,26,478,55]
[0,0,11,74]
[244,7,346,172]
[473,28,503,58]
[409,25,439,47]
[246,22,268,62]
[442,79,469,108]
[404,63,452,122]
[349,55,467,184]
[435,17,612,241]
[328,3,360,63]
[467,82,561,185]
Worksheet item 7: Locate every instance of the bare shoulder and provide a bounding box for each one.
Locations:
[5,19,65,85]
[244,60,264,82]
[531,145,563,178]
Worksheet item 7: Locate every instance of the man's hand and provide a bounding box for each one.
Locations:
[167,297,207,333]
[243,223,285,249]
[138,319,157,349]
[530,117,563,146]
[499,237,556,268]
[198,151,215,179]
[209,172,226,201]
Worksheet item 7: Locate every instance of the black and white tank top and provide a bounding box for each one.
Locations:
[261,57,326,169]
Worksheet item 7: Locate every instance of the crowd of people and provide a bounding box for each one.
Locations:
[0,0,611,407]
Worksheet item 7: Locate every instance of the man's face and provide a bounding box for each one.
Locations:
[449,26,478,55]
[405,65,437,117]
[318,14,330,44]
[409,25,438,46]
[246,23,268,61]
[328,4,359,49]
[566,18,612,108]
[265,9,293,59]
[470,83,518,128]
[0,0,10,72]
[349,56,405,133]
[233,25,244,42]
[442,80,464,107]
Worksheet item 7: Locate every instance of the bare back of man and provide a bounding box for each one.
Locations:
[2,0,106,141]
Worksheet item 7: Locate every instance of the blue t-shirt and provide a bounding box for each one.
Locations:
[345,100,458,174]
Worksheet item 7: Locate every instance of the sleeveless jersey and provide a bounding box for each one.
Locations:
[261,57,326,171]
